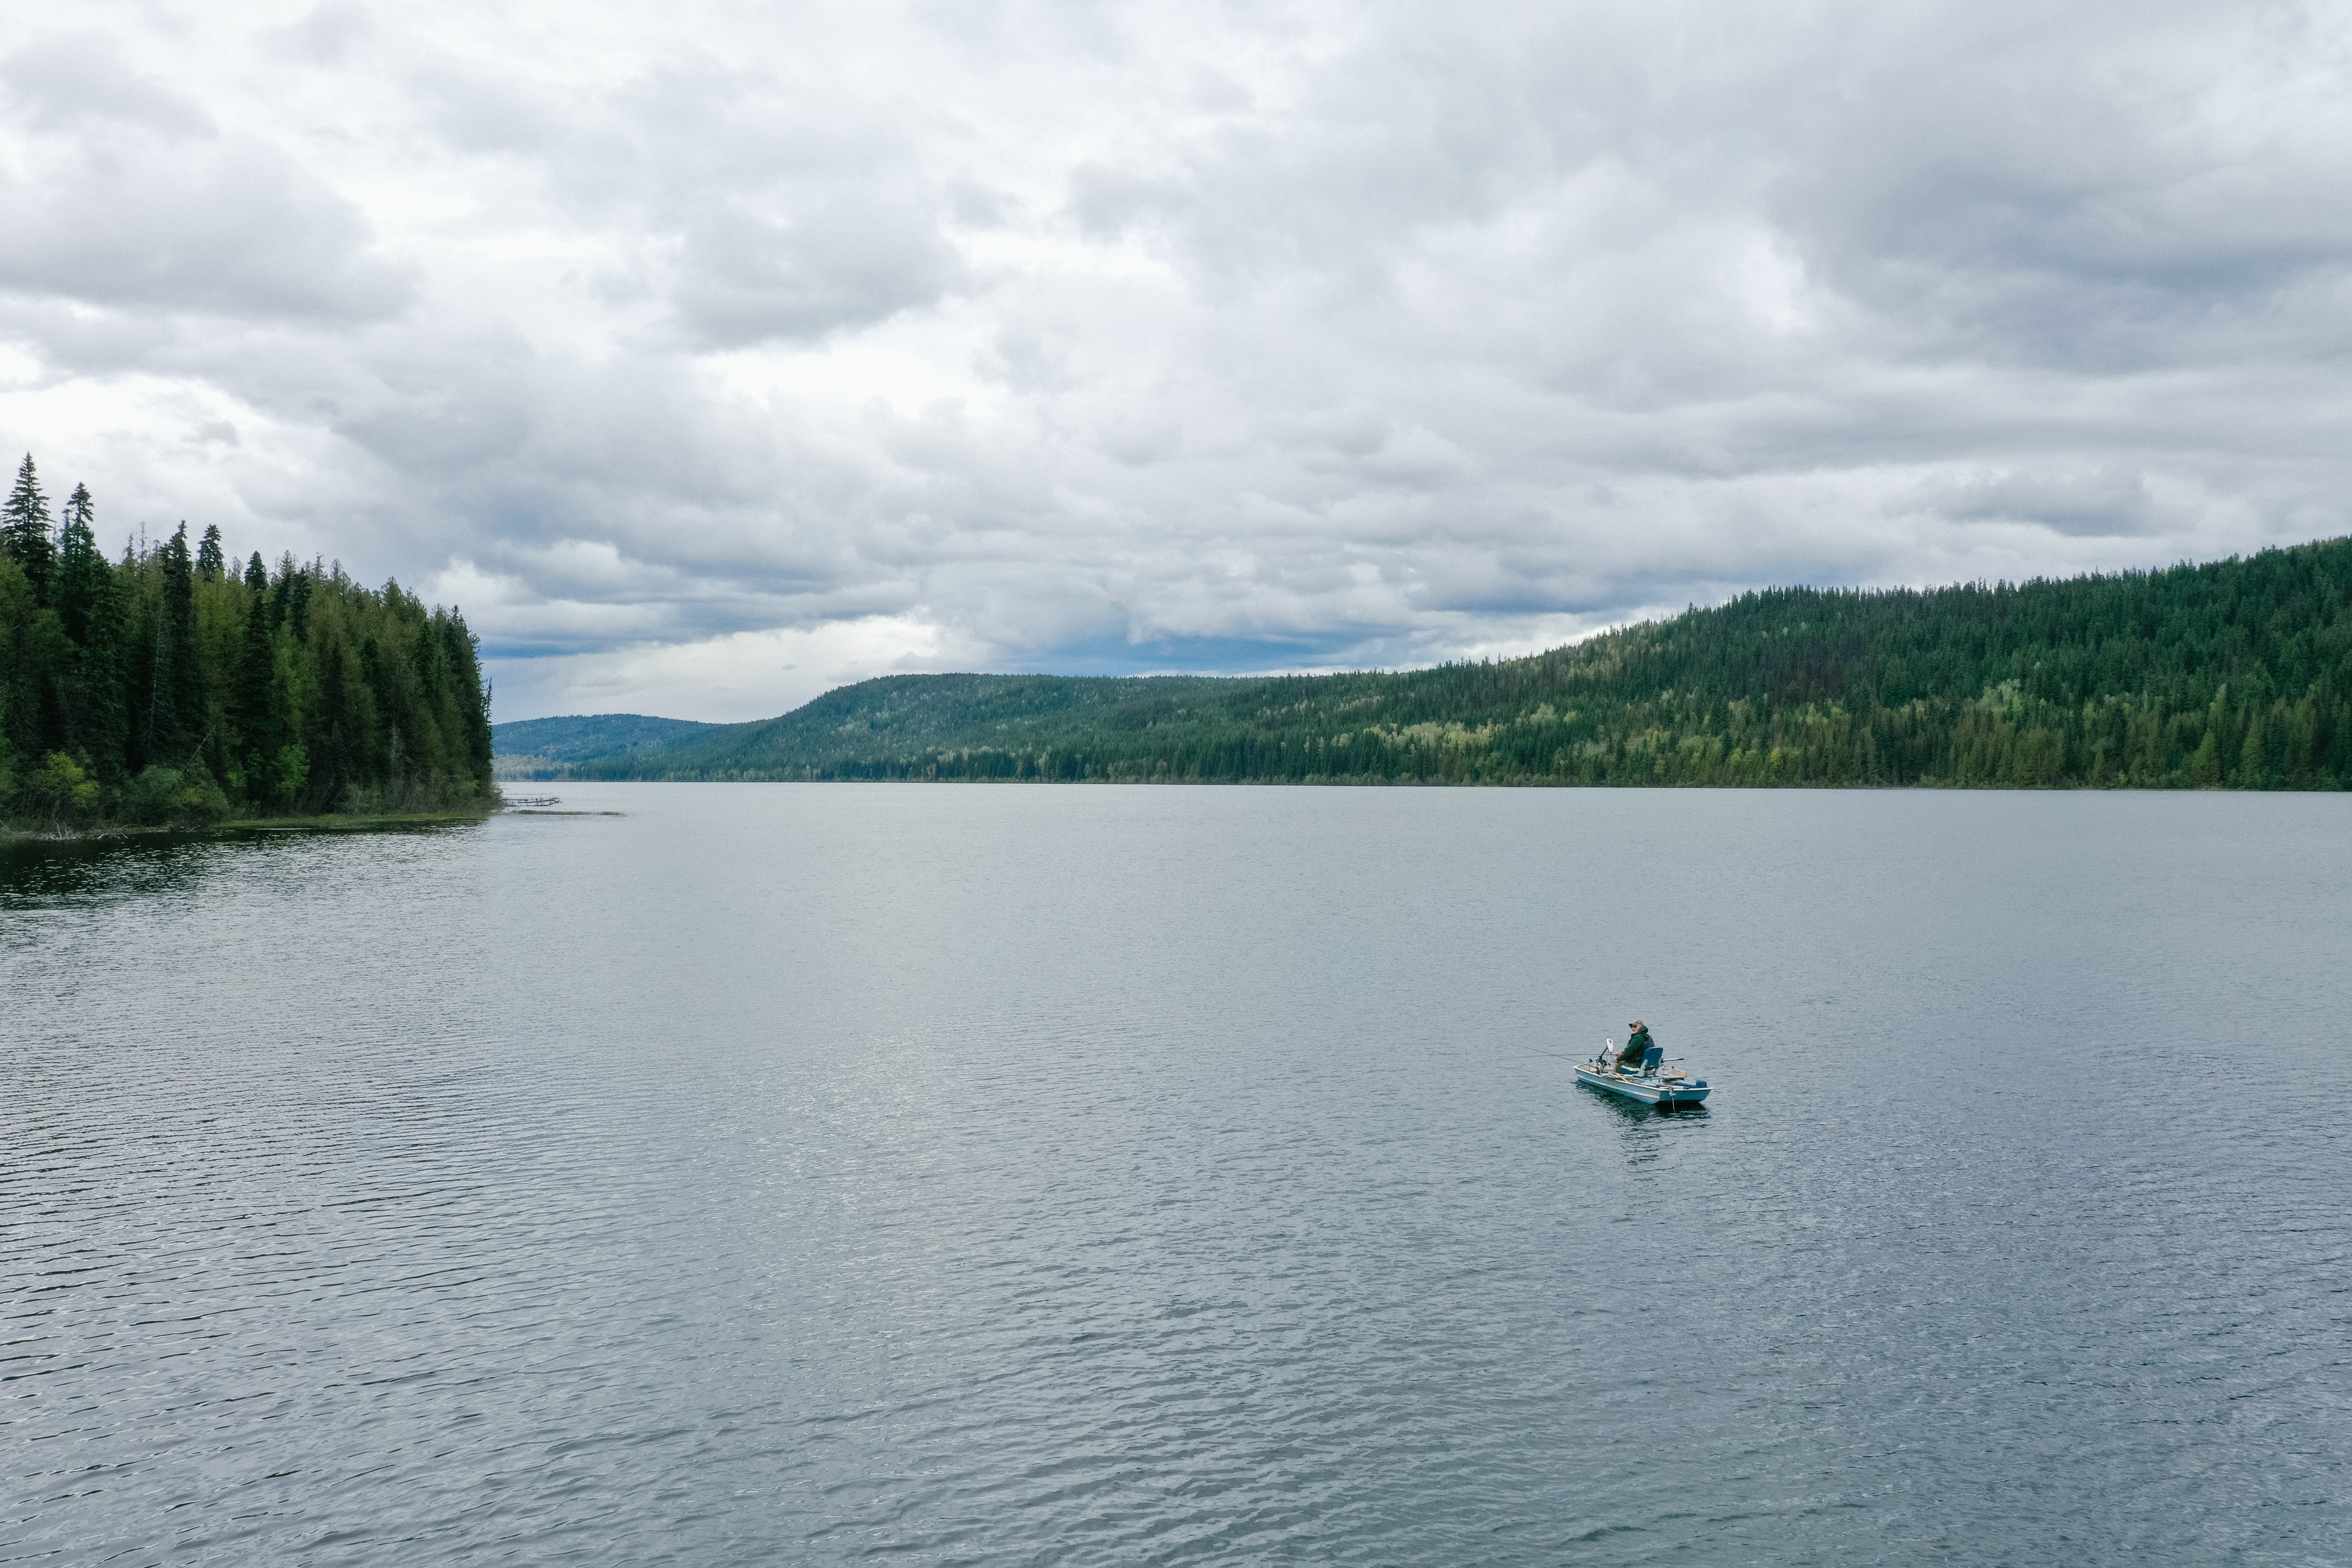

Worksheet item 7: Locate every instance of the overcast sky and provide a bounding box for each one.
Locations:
[4,1,2349,720]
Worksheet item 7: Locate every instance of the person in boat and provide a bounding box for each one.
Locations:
[1616,1020,1655,1070]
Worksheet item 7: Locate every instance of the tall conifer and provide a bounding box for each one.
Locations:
[196,524,225,580]
[313,633,361,809]
[273,560,313,644]
[52,484,127,776]
[0,455,55,603]
[53,487,103,646]
[444,611,494,781]
[233,592,285,784]
[145,524,201,763]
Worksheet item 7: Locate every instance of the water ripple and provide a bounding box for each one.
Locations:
[3,787,2348,1565]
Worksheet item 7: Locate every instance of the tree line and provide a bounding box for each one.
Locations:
[0,454,496,830]
[577,536,2352,788]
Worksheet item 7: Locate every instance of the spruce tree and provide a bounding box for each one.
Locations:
[170,533,205,757]
[233,590,288,800]
[444,612,494,781]
[313,633,360,809]
[1,454,55,603]
[145,524,200,764]
[52,486,102,645]
[273,560,313,644]
[197,524,225,580]
[52,484,127,777]
[291,567,313,644]
[243,551,267,595]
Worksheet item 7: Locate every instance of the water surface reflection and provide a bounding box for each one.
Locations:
[4,786,2345,1566]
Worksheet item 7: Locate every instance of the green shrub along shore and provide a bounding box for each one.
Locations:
[0,456,495,835]
[570,535,2352,789]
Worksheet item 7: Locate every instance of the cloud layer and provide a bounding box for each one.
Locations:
[4,0,2349,720]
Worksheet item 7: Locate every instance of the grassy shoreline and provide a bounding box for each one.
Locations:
[2,806,504,842]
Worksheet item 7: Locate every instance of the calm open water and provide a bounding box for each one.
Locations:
[3,785,2347,1566]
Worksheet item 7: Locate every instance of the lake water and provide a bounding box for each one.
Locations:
[3,784,2347,1565]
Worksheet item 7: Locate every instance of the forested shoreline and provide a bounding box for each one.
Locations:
[564,536,2352,789]
[0,456,496,832]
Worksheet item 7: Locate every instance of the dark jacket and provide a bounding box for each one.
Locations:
[1618,1027,1654,1067]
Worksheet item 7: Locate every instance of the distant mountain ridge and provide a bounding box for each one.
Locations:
[492,713,744,780]
[546,538,2352,789]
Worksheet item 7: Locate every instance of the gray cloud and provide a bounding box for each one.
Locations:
[0,34,413,323]
[1928,467,2170,539]
[3,0,2349,721]
[263,3,376,68]
[671,196,962,346]
[1,32,214,136]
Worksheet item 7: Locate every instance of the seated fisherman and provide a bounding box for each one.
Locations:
[1617,1020,1655,1070]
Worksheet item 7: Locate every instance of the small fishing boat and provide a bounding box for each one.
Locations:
[1574,1043,1712,1107]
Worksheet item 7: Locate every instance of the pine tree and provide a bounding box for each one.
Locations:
[444,611,494,782]
[0,549,59,769]
[1,455,55,603]
[144,524,201,765]
[312,632,361,809]
[231,585,285,785]
[52,484,127,777]
[196,524,225,580]
[243,551,267,595]
[169,533,205,757]
[52,487,103,646]
[273,560,313,644]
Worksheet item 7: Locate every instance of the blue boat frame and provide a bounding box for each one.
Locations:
[1573,1054,1712,1107]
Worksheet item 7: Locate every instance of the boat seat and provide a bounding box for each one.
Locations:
[1640,1045,1664,1071]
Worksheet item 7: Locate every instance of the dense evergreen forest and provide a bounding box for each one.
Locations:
[0,455,496,830]
[569,537,2352,788]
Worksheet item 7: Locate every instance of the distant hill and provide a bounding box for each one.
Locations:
[560,538,2352,789]
[492,713,745,780]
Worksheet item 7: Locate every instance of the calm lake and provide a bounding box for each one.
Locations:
[4,784,2346,1565]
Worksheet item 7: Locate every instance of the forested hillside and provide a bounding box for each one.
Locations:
[0,455,496,830]
[578,538,2352,788]
[492,713,744,779]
